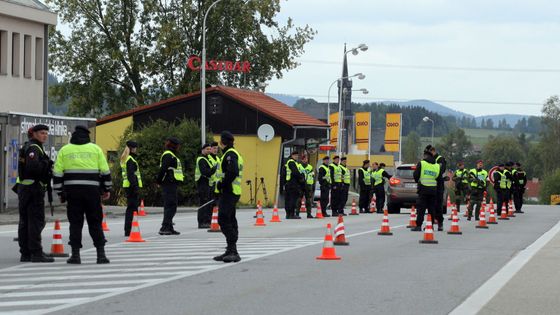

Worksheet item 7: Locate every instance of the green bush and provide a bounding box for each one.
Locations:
[539,168,560,204]
[108,118,212,206]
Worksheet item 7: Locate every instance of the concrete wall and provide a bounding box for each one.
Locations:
[0,14,46,114]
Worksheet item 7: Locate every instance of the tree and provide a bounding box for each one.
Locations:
[47,0,316,116]
[486,118,494,129]
[537,95,560,175]
[481,135,525,167]
[436,128,473,167]
[539,168,560,204]
[402,131,421,163]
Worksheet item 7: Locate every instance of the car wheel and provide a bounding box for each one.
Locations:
[387,203,401,214]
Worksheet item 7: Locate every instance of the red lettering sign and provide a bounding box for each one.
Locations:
[187,56,251,73]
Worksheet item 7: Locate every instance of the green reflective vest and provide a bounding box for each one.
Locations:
[470,168,488,189]
[20,144,46,186]
[512,169,525,185]
[340,165,350,184]
[195,155,212,182]
[303,164,314,185]
[285,159,297,181]
[455,169,469,184]
[319,164,331,184]
[160,150,184,182]
[330,163,342,183]
[214,148,244,196]
[121,155,143,188]
[208,155,220,186]
[496,170,511,189]
[504,169,512,189]
[359,168,371,186]
[53,143,111,189]
[372,169,384,186]
[420,161,440,187]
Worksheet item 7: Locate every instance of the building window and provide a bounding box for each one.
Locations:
[35,37,43,80]
[23,35,31,78]
[0,30,7,75]
[12,32,20,77]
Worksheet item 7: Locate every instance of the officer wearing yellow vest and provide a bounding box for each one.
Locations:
[329,156,342,216]
[317,156,331,217]
[412,147,442,231]
[358,160,372,213]
[195,143,217,229]
[53,125,111,264]
[208,141,221,194]
[339,157,350,216]
[156,137,184,235]
[467,160,488,221]
[296,154,314,219]
[512,162,527,213]
[17,124,54,263]
[284,151,303,219]
[294,159,306,218]
[493,163,511,216]
[213,131,244,263]
[121,140,142,237]
[452,161,470,215]
[371,162,392,213]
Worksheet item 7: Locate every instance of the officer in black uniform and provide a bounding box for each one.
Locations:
[157,137,183,235]
[213,131,243,263]
[372,162,392,213]
[512,162,527,213]
[122,140,141,237]
[317,156,331,217]
[17,124,54,263]
[411,148,443,231]
[358,160,371,213]
[493,163,507,215]
[196,144,216,228]
[284,151,303,219]
[429,145,447,220]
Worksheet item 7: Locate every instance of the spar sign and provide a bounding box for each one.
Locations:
[187,56,251,73]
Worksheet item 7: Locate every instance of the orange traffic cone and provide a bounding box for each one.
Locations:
[476,205,489,229]
[138,199,147,216]
[269,204,282,222]
[333,215,349,246]
[370,196,376,213]
[49,220,69,257]
[420,214,438,244]
[448,204,455,221]
[126,211,145,242]
[447,209,462,235]
[508,201,516,218]
[254,207,266,226]
[350,199,359,215]
[447,195,452,208]
[253,200,261,218]
[489,198,495,211]
[488,204,498,224]
[378,209,393,235]
[498,203,509,220]
[316,223,341,260]
[300,198,307,215]
[208,206,221,232]
[463,201,469,217]
[315,203,324,219]
[102,208,110,232]
[407,206,417,228]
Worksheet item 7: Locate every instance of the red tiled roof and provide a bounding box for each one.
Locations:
[97,86,328,128]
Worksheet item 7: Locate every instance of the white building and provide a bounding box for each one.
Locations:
[0,0,57,114]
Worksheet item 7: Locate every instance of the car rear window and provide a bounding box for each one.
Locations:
[396,168,414,178]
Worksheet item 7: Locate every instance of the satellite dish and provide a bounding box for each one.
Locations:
[257,124,275,142]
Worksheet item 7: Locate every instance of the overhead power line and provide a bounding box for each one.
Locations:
[299,59,560,73]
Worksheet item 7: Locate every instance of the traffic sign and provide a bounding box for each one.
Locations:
[488,166,499,185]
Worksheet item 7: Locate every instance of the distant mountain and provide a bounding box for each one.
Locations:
[475,114,529,127]
[385,99,473,118]
[266,93,301,106]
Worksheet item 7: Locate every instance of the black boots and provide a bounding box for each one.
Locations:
[67,249,81,264]
[214,245,241,263]
[20,254,31,262]
[96,247,110,264]
[31,252,54,263]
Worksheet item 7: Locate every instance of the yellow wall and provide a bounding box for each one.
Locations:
[96,117,133,157]
[214,135,281,206]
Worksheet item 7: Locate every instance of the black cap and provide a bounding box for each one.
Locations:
[498,163,504,167]
[220,131,234,142]
[380,163,386,168]
[75,125,90,134]
[211,141,219,147]
[202,143,210,150]
[505,161,513,167]
[291,151,299,156]
[333,155,340,160]
[322,156,330,161]
[363,160,370,164]
[425,145,433,151]
[341,157,347,161]
[126,140,138,148]
[167,137,181,145]
[32,124,49,132]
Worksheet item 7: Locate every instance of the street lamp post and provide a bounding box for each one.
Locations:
[423,116,434,144]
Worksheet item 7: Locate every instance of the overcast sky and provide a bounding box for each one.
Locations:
[266,0,560,116]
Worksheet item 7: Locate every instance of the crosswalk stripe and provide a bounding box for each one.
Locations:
[0,288,123,298]
[0,280,152,290]
[0,298,89,307]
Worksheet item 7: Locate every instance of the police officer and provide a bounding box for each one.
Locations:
[467,160,488,221]
[512,162,527,213]
[504,161,515,210]
[429,145,447,219]
[284,151,302,219]
[412,148,442,231]
[157,137,184,235]
[493,163,507,215]
[317,156,331,217]
[299,155,315,219]
[121,140,142,237]
[339,157,350,215]
[295,158,306,217]
[53,125,111,264]
[452,161,470,214]
[213,131,244,263]
[18,124,54,263]
[358,160,372,213]
[195,144,216,229]
[371,162,392,213]
[329,156,342,216]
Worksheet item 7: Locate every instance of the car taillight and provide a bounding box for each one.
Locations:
[389,178,401,186]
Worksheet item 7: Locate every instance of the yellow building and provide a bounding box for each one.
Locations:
[96,86,328,205]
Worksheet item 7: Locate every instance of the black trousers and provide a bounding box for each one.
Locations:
[284,185,299,217]
[468,189,483,220]
[218,193,240,249]
[416,194,438,227]
[330,185,340,215]
[340,184,349,213]
[320,185,330,215]
[513,188,524,211]
[197,182,212,225]
[359,187,371,212]
[373,185,385,213]
[124,188,139,235]
[454,187,468,213]
[496,189,511,215]
[18,184,46,256]
[162,183,178,230]
[65,186,106,249]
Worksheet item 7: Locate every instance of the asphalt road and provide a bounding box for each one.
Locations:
[0,205,558,315]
